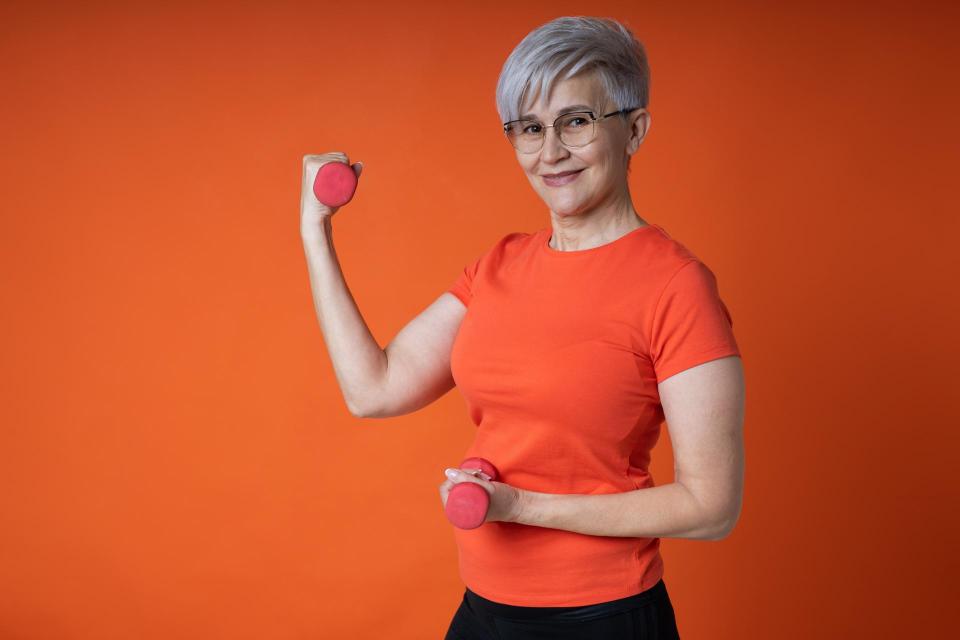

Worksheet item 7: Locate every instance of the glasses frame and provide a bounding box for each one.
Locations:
[503,107,642,153]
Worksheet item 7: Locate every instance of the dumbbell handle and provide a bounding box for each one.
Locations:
[444,457,500,530]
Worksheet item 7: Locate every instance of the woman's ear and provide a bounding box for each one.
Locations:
[628,109,651,154]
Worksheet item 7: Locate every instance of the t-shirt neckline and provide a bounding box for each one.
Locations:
[538,223,660,258]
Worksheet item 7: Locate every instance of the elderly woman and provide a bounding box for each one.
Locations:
[300,15,744,640]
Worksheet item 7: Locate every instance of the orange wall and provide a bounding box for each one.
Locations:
[1,1,957,637]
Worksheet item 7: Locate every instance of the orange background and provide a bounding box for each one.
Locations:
[1,1,957,637]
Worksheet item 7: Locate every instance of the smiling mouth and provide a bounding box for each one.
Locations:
[542,169,584,186]
[542,169,583,178]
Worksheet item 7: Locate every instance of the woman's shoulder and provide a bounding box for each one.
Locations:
[496,229,537,247]
[644,223,691,258]
[632,224,730,292]
[456,230,535,277]
[647,224,714,267]
[482,229,538,260]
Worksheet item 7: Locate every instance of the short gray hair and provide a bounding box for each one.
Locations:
[495,16,650,125]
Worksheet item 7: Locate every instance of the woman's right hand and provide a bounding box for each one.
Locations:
[300,152,363,239]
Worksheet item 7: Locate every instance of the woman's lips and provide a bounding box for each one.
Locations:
[543,169,584,186]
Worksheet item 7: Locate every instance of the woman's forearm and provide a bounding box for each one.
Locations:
[509,481,730,541]
[301,218,386,416]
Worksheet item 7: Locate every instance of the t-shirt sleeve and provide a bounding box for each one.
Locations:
[650,259,741,383]
[448,254,482,307]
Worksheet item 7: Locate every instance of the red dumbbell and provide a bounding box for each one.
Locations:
[312,160,359,208]
[444,457,500,530]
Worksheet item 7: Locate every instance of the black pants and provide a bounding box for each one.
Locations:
[443,579,681,639]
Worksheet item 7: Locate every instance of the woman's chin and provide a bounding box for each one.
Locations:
[544,197,585,217]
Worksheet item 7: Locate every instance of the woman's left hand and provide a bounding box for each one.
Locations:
[439,466,525,524]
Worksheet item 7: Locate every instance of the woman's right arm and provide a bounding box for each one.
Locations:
[300,153,467,418]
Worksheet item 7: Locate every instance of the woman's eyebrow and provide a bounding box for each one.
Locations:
[518,104,595,120]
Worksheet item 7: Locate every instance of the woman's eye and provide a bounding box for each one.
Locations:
[568,117,588,127]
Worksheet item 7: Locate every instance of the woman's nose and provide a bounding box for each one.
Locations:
[540,127,568,162]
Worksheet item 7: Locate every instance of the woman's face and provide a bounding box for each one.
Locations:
[512,71,649,218]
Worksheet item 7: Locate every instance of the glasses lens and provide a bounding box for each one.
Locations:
[558,113,595,147]
[505,120,543,153]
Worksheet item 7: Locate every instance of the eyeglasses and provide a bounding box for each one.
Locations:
[503,107,642,153]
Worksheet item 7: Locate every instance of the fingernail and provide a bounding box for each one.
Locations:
[445,468,458,479]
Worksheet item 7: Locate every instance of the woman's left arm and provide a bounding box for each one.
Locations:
[510,355,745,541]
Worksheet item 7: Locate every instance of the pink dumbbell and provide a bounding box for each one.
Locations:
[312,160,359,208]
[445,457,500,530]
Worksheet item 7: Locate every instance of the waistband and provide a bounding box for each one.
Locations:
[464,579,668,622]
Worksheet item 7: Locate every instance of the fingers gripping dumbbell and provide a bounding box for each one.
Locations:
[444,457,500,530]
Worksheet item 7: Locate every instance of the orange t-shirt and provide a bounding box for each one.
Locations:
[446,222,742,607]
